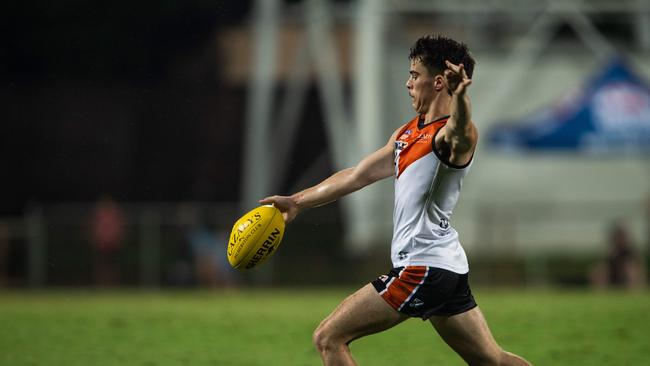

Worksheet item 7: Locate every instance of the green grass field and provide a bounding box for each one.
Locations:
[0,288,647,366]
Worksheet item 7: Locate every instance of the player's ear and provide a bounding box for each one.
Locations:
[433,74,445,92]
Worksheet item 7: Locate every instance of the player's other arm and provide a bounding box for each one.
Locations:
[260,128,401,223]
[441,60,478,166]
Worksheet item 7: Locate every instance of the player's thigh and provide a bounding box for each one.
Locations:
[316,283,408,343]
[429,306,502,364]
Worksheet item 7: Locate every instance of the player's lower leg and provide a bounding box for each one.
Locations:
[499,350,532,366]
[431,307,533,366]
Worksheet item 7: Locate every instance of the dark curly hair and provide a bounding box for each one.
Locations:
[409,35,475,78]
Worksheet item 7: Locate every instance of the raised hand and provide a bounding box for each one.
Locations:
[444,60,472,96]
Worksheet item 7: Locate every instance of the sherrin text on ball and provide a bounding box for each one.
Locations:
[227,205,285,269]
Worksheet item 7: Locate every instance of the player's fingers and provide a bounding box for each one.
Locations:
[284,212,296,224]
[445,60,460,72]
[283,207,299,223]
[459,78,472,88]
[259,196,277,205]
[454,79,472,95]
[458,63,469,79]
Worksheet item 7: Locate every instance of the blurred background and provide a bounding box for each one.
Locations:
[1,0,649,289]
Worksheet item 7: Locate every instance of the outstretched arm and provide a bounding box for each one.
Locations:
[260,128,400,223]
[440,60,478,166]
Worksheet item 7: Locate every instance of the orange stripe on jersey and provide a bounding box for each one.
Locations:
[380,266,428,310]
[395,116,447,179]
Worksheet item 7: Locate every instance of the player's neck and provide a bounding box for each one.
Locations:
[422,94,450,125]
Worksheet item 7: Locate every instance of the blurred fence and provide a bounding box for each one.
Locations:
[471,198,649,286]
[0,199,647,288]
[0,202,240,288]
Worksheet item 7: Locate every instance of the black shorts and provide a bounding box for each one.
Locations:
[371,266,477,320]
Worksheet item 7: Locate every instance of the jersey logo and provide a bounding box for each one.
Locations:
[409,298,424,308]
[397,251,409,260]
[395,141,408,151]
[394,117,445,178]
[415,133,433,144]
[439,219,449,229]
[398,129,412,141]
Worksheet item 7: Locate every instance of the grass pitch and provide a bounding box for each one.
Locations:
[0,288,647,365]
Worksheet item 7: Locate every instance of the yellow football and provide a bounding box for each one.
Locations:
[227,205,285,269]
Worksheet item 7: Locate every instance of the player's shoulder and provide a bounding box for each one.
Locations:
[390,115,420,140]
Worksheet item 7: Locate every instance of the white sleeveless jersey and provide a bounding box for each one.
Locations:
[391,115,471,274]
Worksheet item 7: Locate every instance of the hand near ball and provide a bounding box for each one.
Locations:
[259,195,300,223]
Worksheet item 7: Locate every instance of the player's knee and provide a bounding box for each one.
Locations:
[312,324,342,353]
[312,326,331,352]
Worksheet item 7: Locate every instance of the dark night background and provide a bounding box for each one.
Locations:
[0,1,271,214]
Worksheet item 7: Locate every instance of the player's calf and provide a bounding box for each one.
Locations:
[500,350,533,366]
[459,348,532,366]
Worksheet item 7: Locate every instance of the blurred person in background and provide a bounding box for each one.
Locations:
[262,36,531,366]
[177,204,237,287]
[590,221,646,289]
[90,195,126,286]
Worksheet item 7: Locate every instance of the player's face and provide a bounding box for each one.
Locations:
[406,59,436,113]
